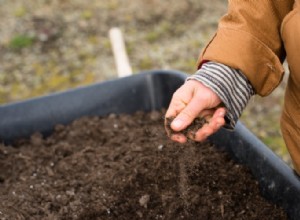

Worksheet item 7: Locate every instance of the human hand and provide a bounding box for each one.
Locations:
[165,79,226,143]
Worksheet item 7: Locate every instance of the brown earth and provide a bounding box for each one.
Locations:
[0,110,287,220]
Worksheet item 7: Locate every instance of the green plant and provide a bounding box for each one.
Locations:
[9,34,34,50]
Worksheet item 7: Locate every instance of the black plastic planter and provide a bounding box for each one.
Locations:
[1,70,299,219]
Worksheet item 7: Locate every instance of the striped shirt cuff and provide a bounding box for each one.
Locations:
[187,61,255,129]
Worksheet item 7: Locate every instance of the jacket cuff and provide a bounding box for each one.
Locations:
[187,62,255,129]
[197,27,285,96]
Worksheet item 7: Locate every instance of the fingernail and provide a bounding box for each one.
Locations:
[172,118,183,130]
[171,134,179,141]
[171,134,186,143]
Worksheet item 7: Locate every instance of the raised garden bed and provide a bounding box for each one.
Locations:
[0,70,300,219]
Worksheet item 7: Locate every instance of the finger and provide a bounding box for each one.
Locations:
[165,99,186,137]
[165,86,194,118]
[170,97,206,132]
[193,123,214,142]
[186,109,215,140]
[164,98,187,137]
[209,107,226,131]
[193,117,225,142]
[171,133,187,143]
[192,107,226,142]
[165,98,186,119]
[198,109,214,121]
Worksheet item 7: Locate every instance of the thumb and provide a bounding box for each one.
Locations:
[171,97,205,132]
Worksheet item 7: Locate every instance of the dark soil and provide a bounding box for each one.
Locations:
[165,116,207,139]
[0,111,287,220]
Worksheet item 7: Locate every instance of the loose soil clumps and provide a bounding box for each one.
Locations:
[0,111,287,219]
[165,116,207,139]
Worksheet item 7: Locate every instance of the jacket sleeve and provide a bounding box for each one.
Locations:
[198,0,294,96]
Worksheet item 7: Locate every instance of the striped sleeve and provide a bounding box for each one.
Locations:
[187,61,255,129]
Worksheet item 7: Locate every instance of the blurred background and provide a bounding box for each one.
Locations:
[0,0,290,164]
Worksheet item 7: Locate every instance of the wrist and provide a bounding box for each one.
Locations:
[187,61,255,129]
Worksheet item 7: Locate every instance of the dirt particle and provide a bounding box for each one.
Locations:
[139,194,150,208]
[158,144,164,150]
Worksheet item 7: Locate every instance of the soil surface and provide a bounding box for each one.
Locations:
[0,111,287,220]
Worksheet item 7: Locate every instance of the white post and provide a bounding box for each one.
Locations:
[109,27,133,77]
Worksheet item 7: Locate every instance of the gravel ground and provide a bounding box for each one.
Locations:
[0,1,290,163]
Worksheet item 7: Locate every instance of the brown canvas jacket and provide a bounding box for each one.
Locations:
[197,0,300,173]
[198,0,294,96]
